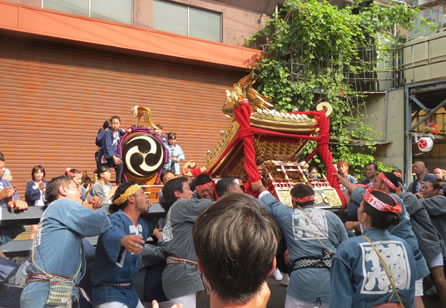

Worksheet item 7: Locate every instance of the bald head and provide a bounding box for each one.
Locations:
[433,168,444,179]
[412,161,426,176]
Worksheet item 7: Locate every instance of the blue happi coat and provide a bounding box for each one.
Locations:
[20,198,111,308]
[260,193,348,305]
[350,187,430,280]
[329,228,416,308]
[91,211,155,308]
[163,143,185,175]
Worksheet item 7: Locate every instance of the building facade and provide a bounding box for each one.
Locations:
[0,0,281,196]
[363,0,446,180]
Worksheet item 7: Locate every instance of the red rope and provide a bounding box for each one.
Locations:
[311,112,346,208]
[234,100,261,196]
[304,148,318,162]
[232,102,346,207]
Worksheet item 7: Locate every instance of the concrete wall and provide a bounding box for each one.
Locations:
[362,93,387,142]
[363,90,405,169]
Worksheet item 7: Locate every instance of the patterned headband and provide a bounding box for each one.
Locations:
[379,172,398,191]
[292,195,315,203]
[196,181,214,191]
[363,189,401,214]
[113,184,141,205]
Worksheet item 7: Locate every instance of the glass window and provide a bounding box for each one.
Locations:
[43,0,89,17]
[153,0,222,42]
[189,7,221,42]
[43,0,133,25]
[91,0,133,24]
[153,0,188,36]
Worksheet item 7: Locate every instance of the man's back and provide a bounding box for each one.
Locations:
[162,198,213,300]
[420,195,446,243]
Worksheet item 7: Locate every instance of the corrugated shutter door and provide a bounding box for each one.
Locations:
[0,34,244,199]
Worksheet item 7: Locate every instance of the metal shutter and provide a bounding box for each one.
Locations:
[0,34,245,199]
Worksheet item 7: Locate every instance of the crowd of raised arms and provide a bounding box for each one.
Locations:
[0,115,445,308]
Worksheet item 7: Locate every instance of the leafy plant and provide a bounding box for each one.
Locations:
[248,0,419,178]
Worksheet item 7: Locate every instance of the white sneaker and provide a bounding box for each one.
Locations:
[281,273,289,286]
[272,268,283,281]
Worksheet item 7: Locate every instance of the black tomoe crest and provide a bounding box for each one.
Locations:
[122,133,164,178]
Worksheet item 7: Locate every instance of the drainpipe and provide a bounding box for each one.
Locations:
[404,85,412,185]
[384,90,389,143]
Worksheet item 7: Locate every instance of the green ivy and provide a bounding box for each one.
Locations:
[248,0,420,178]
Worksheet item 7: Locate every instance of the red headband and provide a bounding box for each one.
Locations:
[392,171,404,179]
[196,181,214,191]
[292,195,315,203]
[378,172,398,191]
[363,189,402,214]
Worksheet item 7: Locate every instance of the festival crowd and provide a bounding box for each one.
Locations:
[0,115,445,308]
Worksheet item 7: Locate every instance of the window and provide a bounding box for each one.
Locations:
[153,0,222,43]
[42,0,133,25]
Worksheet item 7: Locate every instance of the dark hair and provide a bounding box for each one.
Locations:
[45,176,73,204]
[98,120,111,134]
[215,177,238,198]
[31,165,46,181]
[156,124,163,130]
[381,172,399,193]
[95,166,110,176]
[309,166,318,173]
[161,177,188,212]
[110,181,138,213]
[391,168,404,186]
[65,168,80,177]
[363,190,400,229]
[425,179,442,191]
[110,115,121,122]
[193,194,280,304]
[167,132,176,139]
[290,184,315,207]
[160,170,175,184]
[103,119,111,129]
[0,152,4,160]
[195,173,212,187]
[365,162,378,171]
[82,171,92,187]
